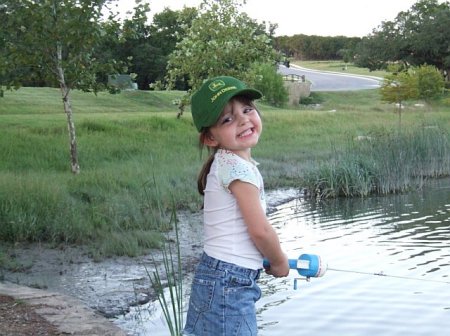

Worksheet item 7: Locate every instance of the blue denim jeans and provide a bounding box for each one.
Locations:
[183,252,262,336]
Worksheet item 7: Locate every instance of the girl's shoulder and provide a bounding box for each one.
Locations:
[216,149,242,164]
[215,149,258,166]
[215,149,260,189]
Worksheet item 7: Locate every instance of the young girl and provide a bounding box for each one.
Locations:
[183,76,289,336]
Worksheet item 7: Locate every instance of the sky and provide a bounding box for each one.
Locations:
[113,0,424,37]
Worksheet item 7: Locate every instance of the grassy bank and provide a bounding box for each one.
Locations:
[1,86,449,257]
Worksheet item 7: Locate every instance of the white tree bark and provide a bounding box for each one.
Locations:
[56,41,80,174]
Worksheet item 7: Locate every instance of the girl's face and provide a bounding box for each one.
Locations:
[203,97,262,161]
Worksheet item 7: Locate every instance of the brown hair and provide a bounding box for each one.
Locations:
[197,131,217,195]
[196,96,259,195]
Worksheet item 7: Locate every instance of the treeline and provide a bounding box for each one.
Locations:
[1,0,448,94]
[274,35,360,61]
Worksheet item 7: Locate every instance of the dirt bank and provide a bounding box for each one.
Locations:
[0,189,299,334]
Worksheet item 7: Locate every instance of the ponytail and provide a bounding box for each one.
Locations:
[197,131,217,195]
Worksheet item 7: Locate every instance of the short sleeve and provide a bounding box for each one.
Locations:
[216,150,260,192]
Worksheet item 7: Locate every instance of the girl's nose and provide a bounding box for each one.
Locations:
[238,112,249,125]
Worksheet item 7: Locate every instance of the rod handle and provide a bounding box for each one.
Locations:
[263,253,327,278]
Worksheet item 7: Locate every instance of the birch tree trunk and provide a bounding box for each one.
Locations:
[56,41,80,174]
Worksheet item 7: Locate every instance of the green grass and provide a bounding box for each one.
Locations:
[0,87,184,115]
[1,85,449,256]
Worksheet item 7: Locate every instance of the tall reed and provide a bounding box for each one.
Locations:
[148,215,183,334]
[145,189,184,335]
[302,126,450,198]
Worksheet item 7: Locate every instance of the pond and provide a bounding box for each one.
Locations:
[115,179,450,335]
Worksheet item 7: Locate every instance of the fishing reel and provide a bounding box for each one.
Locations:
[263,253,327,289]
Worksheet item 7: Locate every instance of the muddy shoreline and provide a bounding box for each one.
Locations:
[0,189,299,319]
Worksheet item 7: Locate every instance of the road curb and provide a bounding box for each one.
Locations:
[0,282,126,336]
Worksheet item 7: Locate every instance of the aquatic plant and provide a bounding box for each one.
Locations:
[302,126,450,198]
[147,207,184,336]
[144,177,184,336]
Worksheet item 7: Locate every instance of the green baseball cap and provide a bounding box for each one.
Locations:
[191,76,262,132]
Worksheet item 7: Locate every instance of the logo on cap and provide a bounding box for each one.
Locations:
[208,80,226,92]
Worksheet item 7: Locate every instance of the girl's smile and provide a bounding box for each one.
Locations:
[238,128,254,138]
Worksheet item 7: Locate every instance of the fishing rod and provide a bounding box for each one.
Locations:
[263,253,450,290]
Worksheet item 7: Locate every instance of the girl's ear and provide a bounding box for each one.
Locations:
[202,134,219,147]
[200,131,219,147]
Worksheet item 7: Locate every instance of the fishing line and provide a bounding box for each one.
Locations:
[264,253,450,289]
[327,267,450,285]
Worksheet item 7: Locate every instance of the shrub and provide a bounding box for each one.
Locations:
[246,62,288,107]
[300,92,324,105]
[414,64,445,101]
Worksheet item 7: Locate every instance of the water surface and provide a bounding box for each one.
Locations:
[258,180,450,335]
[117,180,450,335]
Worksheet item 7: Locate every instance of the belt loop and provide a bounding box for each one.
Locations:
[203,252,220,269]
[214,257,222,270]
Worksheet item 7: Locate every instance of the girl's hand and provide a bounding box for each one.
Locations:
[264,255,290,277]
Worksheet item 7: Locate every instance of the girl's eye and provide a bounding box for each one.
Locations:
[221,115,233,124]
[244,107,254,114]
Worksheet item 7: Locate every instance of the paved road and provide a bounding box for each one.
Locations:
[278,64,382,91]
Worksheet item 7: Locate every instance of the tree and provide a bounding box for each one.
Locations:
[400,0,450,75]
[118,0,154,90]
[355,0,450,78]
[337,49,353,67]
[0,5,7,97]
[380,71,419,129]
[354,20,407,71]
[111,4,197,90]
[166,0,278,114]
[1,0,124,174]
[151,7,198,56]
[142,6,197,89]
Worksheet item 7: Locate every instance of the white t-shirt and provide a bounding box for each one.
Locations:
[203,149,266,270]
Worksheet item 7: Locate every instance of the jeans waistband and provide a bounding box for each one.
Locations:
[200,252,261,279]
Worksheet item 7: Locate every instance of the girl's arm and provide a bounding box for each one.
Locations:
[229,180,289,277]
